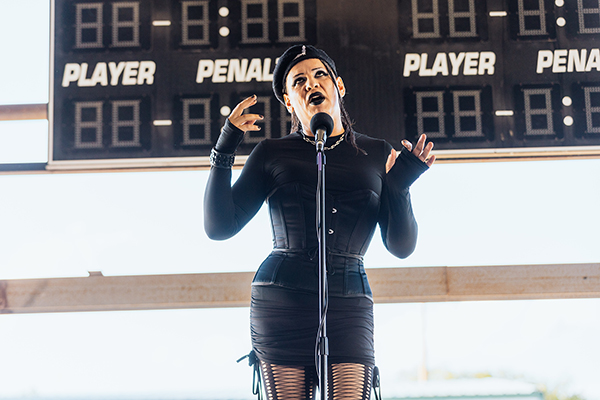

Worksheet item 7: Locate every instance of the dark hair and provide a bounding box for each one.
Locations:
[287,62,366,155]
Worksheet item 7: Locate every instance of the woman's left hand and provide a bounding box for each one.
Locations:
[386,134,435,173]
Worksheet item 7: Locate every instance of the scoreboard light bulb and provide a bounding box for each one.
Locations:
[563,116,574,126]
[219,26,230,37]
[219,7,230,17]
[556,17,566,27]
[562,96,572,106]
[555,0,564,6]
[220,106,231,116]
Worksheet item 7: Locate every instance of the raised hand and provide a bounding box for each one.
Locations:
[386,134,435,173]
[402,134,436,167]
[228,95,264,132]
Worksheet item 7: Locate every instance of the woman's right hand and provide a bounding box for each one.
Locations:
[228,95,264,132]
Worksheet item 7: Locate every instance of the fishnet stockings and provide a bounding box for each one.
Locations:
[260,362,373,400]
[329,363,373,399]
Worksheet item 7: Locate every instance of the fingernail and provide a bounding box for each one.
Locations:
[402,140,410,146]
[260,115,264,119]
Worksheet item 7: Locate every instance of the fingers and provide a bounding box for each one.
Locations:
[385,148,398,174]
[405,134,436,167]
[421,140,434,161]
[426,154,436,167]
[230,95,258,118]
[414,134,426,155]
[228,95,264,132]
[236,114,263,122]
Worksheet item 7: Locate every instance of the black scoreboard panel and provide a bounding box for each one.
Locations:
[50,0,600,166]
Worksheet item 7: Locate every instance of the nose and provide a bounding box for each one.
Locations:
[305,78,319,91]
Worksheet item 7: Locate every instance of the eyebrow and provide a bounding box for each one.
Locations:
[291,67,326,80]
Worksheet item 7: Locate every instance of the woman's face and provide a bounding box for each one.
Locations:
[283,58,345,136]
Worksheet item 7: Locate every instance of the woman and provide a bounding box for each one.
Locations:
[204,45,435,400]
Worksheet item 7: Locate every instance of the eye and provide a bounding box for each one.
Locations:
[315,70,328,77]
[292,76,306,87]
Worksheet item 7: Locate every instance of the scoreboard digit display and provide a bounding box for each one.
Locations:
[49,0,600,169]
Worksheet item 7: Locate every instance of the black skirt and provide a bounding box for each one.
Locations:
[250,284,375,367]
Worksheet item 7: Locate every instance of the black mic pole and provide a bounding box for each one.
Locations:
[310,113,333,400]
[317,135,328,400]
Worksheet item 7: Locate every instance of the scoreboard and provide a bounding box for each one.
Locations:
[49,0,600,169]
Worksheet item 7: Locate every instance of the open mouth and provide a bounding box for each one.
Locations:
[308,92,326,106]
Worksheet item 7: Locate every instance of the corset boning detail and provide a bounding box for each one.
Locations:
[267,182,380,256]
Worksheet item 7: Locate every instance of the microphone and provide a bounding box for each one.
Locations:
[310,113,334,152]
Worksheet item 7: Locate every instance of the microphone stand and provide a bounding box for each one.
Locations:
[316,138,329,400]
[311,113,333,400]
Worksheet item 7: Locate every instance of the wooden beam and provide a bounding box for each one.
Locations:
[0,271,254,313]
[0,103,47,121]
[368,263,600,303]
[1,263,599,314]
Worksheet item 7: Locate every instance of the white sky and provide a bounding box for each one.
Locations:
[1,1,600,399]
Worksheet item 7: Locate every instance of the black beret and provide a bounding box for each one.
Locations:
[272,44,338,105]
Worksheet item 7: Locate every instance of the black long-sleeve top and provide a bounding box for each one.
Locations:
[204,121,428,298]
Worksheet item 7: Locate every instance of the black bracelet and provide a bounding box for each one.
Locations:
[210,148,236,168]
